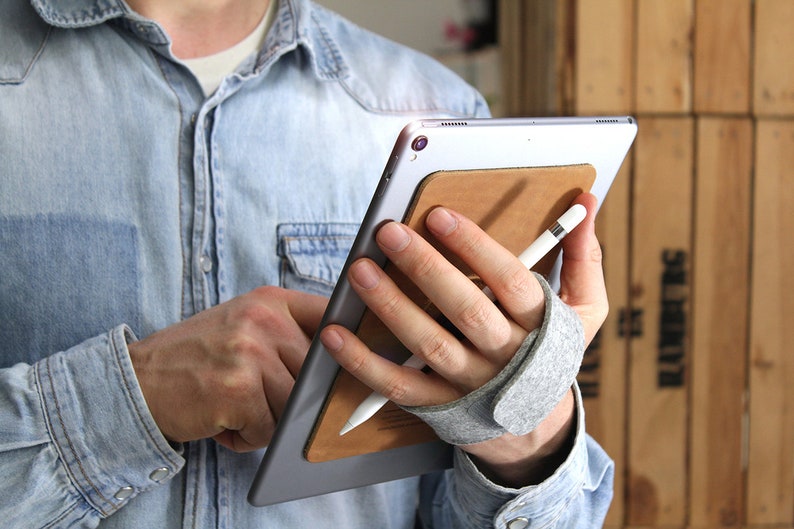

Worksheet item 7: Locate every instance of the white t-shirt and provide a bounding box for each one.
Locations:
[182,1,276,96]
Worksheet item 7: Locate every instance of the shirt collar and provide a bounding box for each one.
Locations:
[30,0,349,81]
[30,0,130,28]
[254,0,349,81]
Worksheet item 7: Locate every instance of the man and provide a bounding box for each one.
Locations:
[0,0,613,527]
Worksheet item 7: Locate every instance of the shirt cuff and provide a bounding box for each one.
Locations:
[35,325,184,518]
[450,383,613,528]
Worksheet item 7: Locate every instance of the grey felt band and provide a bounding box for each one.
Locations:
[401,273,585,445]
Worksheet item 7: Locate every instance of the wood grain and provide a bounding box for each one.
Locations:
[575,0,635,114]
[689,117,753,527]
[627,117,693,526]
[693,0,751,113]
[746,120,794,525]
[635,0,693,113]
[753,0,794,116]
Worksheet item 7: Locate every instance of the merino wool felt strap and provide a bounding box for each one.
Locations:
[401,274,585,446]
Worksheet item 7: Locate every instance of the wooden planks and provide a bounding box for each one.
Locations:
[627,117,693,526]
[689,117,753,527]
[575,0,635,114]
[498,0,574,117]
[635,0,693,114]
[498,0,524,117]
[497,3,794,527]
[746,120,794,526]
[753,0,794,116]
[693,0,752,114]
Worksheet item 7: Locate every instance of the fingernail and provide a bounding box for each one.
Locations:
[377,222,410,252]
[426,208,457,236]
[321,328,344,352]
[350,260,380,289]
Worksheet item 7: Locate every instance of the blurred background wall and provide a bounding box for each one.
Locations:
[318,2,794,527]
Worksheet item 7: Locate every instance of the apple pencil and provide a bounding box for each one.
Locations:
[339,203,588,436]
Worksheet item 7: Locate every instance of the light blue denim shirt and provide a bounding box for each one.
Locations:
[0,0,614,527]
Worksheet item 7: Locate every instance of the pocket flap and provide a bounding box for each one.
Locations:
[277,223,358,290]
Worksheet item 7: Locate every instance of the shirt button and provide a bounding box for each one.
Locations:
[199,255,213,273]
[149,467,171,482]
[114,486,134,501]
[507,517,530,529]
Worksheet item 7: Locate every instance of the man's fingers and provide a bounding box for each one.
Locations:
[422,207,546,333]
[130,287,327,452]
[374,221,519,362]
[559,193,608,344]
[320,324,461,406]
[344,257,498,390]
[284,289,328,337]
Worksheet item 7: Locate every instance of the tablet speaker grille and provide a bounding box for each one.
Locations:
[440,121,468,126]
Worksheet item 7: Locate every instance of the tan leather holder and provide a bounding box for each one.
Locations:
[305,164,596,462]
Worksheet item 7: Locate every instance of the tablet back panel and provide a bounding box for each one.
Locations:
[248,116,637,506]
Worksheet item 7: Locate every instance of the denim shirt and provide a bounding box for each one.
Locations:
[0,0,614,527]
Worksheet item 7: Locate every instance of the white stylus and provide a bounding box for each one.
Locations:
[338,203,588,436]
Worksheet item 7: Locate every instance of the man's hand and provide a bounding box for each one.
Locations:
[320,193,607,486]
[129,287,327,452]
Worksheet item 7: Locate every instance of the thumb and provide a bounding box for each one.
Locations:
[285,290,329,337]
[558,192,608,345]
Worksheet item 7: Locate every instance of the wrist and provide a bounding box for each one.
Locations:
[462,388,576,488]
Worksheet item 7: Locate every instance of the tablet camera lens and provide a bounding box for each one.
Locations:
[411,136,428,152]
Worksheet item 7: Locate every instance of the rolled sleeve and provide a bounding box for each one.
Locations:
[428,384,613,528]
[35,325,184,519]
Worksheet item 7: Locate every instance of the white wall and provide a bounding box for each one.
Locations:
[316,0,466,55]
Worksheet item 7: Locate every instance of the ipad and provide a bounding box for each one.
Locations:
[248,116,637,506]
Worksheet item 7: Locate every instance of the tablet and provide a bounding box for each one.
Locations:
[248,116,637,506]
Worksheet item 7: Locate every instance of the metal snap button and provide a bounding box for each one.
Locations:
[199,255,213,273]
[114,486,134,501]
[149,467,171,482]
[507,517,530,529]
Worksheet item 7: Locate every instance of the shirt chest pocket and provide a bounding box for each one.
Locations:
[277,223,359,297]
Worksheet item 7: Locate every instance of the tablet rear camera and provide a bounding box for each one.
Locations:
[411,136,428,152]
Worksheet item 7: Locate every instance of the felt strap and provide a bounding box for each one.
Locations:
[401,274,585,445]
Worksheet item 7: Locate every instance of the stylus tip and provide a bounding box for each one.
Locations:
[339,421,356,436]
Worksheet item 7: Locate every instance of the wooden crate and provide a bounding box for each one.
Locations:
[574,0,635,115]
[499,0,574,117]
[627,117,693,526]
[753,0,794,116]
[689,117,753,528]
[693,0,752,113]
[635,0,693,113]
[497,1,794,527]
[747,120,794,526]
